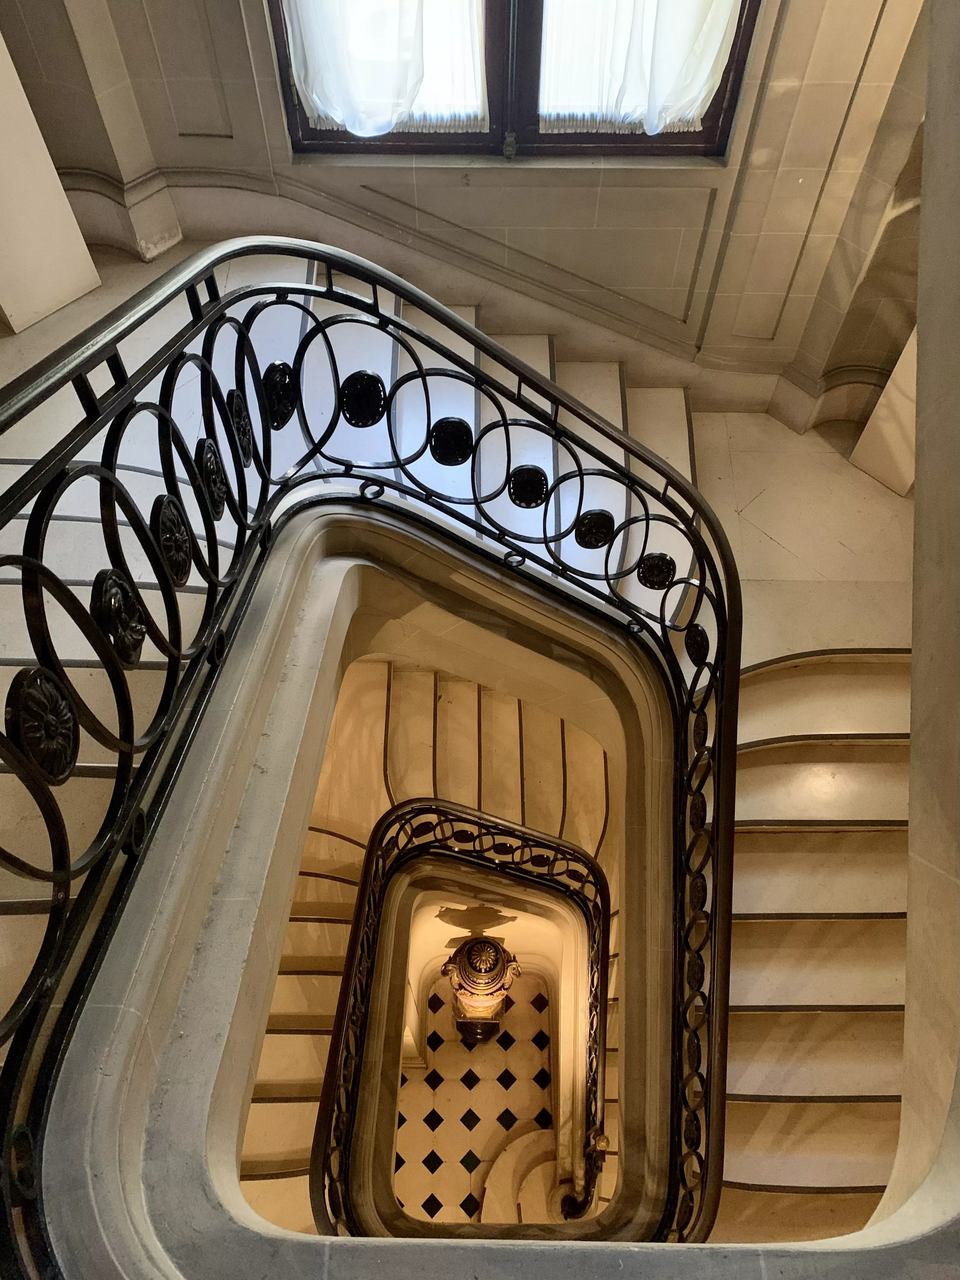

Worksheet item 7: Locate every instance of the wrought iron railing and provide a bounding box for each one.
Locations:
[0,237,739,1275]
[313,799,610,1235]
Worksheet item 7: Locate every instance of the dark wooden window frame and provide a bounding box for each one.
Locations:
[269,0,761,159]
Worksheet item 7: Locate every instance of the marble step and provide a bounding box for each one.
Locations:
[554,361,625,434]
[517,1158,561,1224]
[729,918,906,1009]
[386,664,436,803]
[723,1099,899,1190]
[727,1009,903,1099]
[293,871,358,906]
[731,828,907,917]
[739,651,911,741]
[241,1175,316,1234]
[277,955,347,977]
[252,1079,324,1102]
[310,660,392,844]
[709,1186,883,1244]
[481,333,553,410]
[625,387,692,481]
[241,1097,319,1166]
[287,900,354,924]
[256,1030,330,1081]
[265,1012,335,1034]
[735,738,909,825]
[0,581,209,664]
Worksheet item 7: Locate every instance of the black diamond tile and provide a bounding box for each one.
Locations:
[531,992,549,1013]
[428,992,445,1014]
[397,1112,407,1128]
[463,1038,477,1052]
[503,994,515,1012]
[424,1108,443,1132]
[460,1192,481,1218]
[400,1072,408,1087]
[395,1152,405,1172]
[496,1029,515,1051]
[460,1107,481,1131]
[534,1107,553,1129]
[421,1193,442,1219]
[460,1068,480,1090]
[424,1068,444,1091]
[426,1030,444,1053]
[497,1067,517,1090]
[532,1029,550,1051]
[533,1067,552,1090]
[460,1149,481,1174]
[497,1107,518,1131]
[422,1149,443,1174]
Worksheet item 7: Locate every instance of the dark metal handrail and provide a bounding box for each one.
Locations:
[0,237,740,1275]
[313,799,610,1235]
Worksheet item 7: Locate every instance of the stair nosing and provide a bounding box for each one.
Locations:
[722,1179,887,1196]
[741,648,911,679]
[726,1092,901,1105]
[732,911,906,923]
[737,732,909,756]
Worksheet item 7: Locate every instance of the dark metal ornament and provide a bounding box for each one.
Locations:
[150,493,192,587]
[675,1190,695,1235]
[226,389,253,466]
[683,1112,702,1151]
[688,791,707,832]
[692,708,709,752]
[340,370,386,427]
[689,873,708,912]
[686,1031,702,1073]
[91,568,146,667]
[263,361,298,431]
[685,623,710,666]
[638,551,677,590]
[194,437,227,520]
[507,464,548,509]
[428,416,474,466]
[574,509,615,549]
[5,667,80,785]
[686,951,705,990]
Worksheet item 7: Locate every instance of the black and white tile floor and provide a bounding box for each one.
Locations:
[394,971,554,1223]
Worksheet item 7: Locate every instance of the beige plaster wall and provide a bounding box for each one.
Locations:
[0,29,100,331]
[0,0,925,404]
[873,0,960,1227]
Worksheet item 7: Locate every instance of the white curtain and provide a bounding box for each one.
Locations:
[282,0,488,138]
[539,0,741,136]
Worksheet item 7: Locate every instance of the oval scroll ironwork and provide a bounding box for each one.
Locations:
[0,237,740,1271]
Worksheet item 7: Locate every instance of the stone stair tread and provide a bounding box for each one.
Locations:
[735,739,909,825]
[723,1099,899,1190]
[625,387,691,481]
[277,954,346,976]
[265,1013,335,1034]
[709,1186,883,1243]
[727,1009,903,1099]
[288,900,354,923]
[732,828,907,917]
[252,1080,324,1103]
[729,918,905,1009]
[738,654,911,741]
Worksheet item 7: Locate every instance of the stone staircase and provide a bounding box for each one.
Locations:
[711,650,910,1243]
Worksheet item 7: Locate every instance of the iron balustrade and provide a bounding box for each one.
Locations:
[0,237,740,1274]
[313,799,610,1234]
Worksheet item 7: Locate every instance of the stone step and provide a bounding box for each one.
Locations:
[738,650,911,741]
[735,737,909,825]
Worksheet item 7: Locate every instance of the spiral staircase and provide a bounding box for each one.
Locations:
[0,241,914,1275]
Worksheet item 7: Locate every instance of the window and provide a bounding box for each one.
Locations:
[270,0,761,157]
